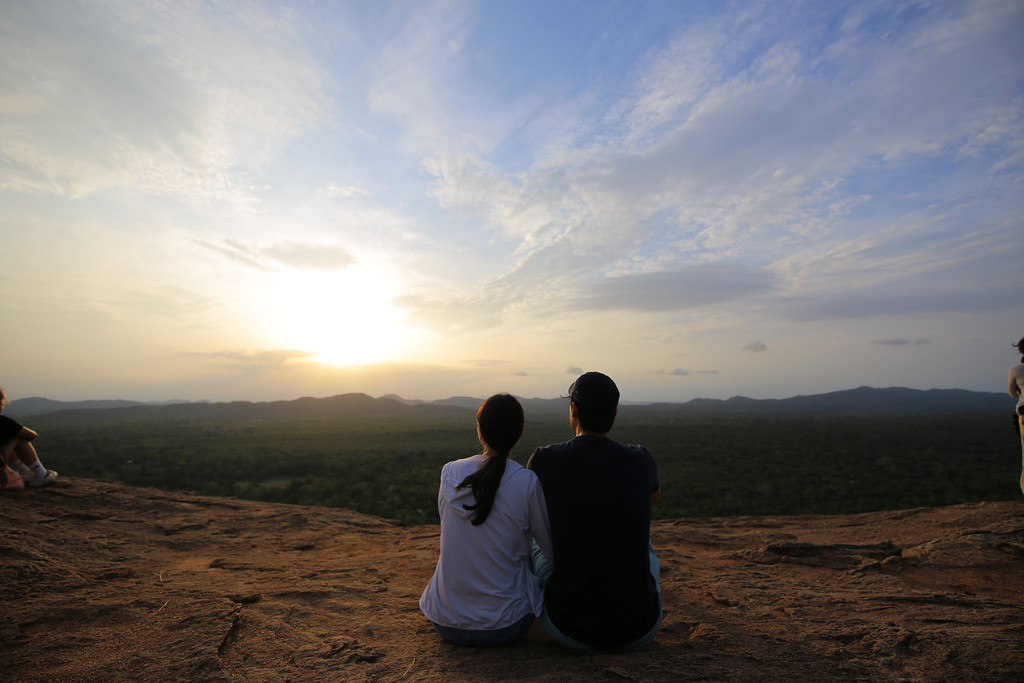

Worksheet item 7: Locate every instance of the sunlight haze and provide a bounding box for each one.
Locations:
[2,0,1022,403]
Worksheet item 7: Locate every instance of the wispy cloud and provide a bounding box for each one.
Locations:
[262,243,356,271]
[0,1,330,199]
[197,239,356,272]
[182,349,317,365]
[871,338,931,347]
[325,184,371,198]
[654,368,720,376]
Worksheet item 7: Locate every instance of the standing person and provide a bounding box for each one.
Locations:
[1008,337,1024,496]
[419,394,553,647]
[527,371,662,653]
[0,388,58,488]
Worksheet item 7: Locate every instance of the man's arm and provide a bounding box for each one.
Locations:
[18,427,38,442]
[651,487,661,505]
[1010,369,1020,399]
[526,448,539,471]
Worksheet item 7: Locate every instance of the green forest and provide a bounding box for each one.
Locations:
[30,409,1022,525]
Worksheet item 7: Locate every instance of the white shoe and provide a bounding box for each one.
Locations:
[24,469,58,487]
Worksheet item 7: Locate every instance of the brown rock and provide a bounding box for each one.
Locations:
[1,479,1022,681]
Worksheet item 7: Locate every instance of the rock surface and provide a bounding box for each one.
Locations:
[1,479,1022,681]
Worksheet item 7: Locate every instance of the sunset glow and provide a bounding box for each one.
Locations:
[266,268,410,367]
[2,1,1022,403]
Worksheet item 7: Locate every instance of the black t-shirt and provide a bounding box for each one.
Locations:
[0,415,23,445]
[528,435,660,648]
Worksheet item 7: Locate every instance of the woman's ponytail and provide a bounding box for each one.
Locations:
[457,394,524,526]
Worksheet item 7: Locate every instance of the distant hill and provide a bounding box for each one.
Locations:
[7,386,1012,421]
[13,393,471,422]
[5,397,151,418]
[641,386,1014,416]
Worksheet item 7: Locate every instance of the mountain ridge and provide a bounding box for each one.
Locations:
[7,385,1013,420]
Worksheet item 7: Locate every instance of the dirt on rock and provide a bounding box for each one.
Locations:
[2,478,1022,681]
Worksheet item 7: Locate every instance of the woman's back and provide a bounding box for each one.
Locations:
[419,454,551,630]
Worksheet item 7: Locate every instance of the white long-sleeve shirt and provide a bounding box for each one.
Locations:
[419,455,553,630]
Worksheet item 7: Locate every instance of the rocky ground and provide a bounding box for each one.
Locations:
[1,478,1022,682]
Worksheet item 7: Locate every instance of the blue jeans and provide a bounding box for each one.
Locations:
[431,612,535,647]
[531,541,662,654]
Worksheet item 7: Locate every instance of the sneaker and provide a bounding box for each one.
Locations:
[24,469,58,487]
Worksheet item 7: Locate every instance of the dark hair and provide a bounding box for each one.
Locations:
[1016,337,1024,361]
[457,394,524,526]
[568,372,619,434]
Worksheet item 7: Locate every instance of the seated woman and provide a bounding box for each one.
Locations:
[419,394,553,647]
[1,388,58,488]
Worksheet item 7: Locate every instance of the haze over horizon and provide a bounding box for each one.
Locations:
[3,1,1023,405]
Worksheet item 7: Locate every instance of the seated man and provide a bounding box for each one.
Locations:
[527,372,661,653]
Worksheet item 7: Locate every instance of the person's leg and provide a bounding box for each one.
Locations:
[539,608,593,654]
[432,623,475,646]
[530,541,552,583]
[0,442,23,489]
[533,540,663,653]
[12,438,41,466]
[8,455,32,475]
[621,542,663,651]
[11,439,56,486]
[530,542,593,653]
[431,613,535,647]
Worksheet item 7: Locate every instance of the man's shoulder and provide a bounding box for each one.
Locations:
[532,439,575,456]
[527,439,575,472]
[620,441,653,457]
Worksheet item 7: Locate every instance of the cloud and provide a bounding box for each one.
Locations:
[325,184,371,198]
[394,294,508,333]
[743,341,768,353]
[778,284,1020,323]
[182,349,317,366]
[118,286,216,319]
[417,0,1024,329]
[566,366,583,375]
[368,1,527,156]
[769,214,1024,323]
[460,359,510,368]
[654,368,719,376]
[0,1,330,199]
[197,239,356,272]
[871,338,931,347]
[262,243,357,271]
[567,264,778,313]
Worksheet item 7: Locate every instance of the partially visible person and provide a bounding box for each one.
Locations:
[527,372,662,654]
[0,388,58,488]
[1007,337,1024,496]
[419,394,553,647]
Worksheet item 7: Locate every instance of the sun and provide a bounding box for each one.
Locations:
[264,266,409,366]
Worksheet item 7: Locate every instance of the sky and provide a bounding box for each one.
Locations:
[1,0,1023,404]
